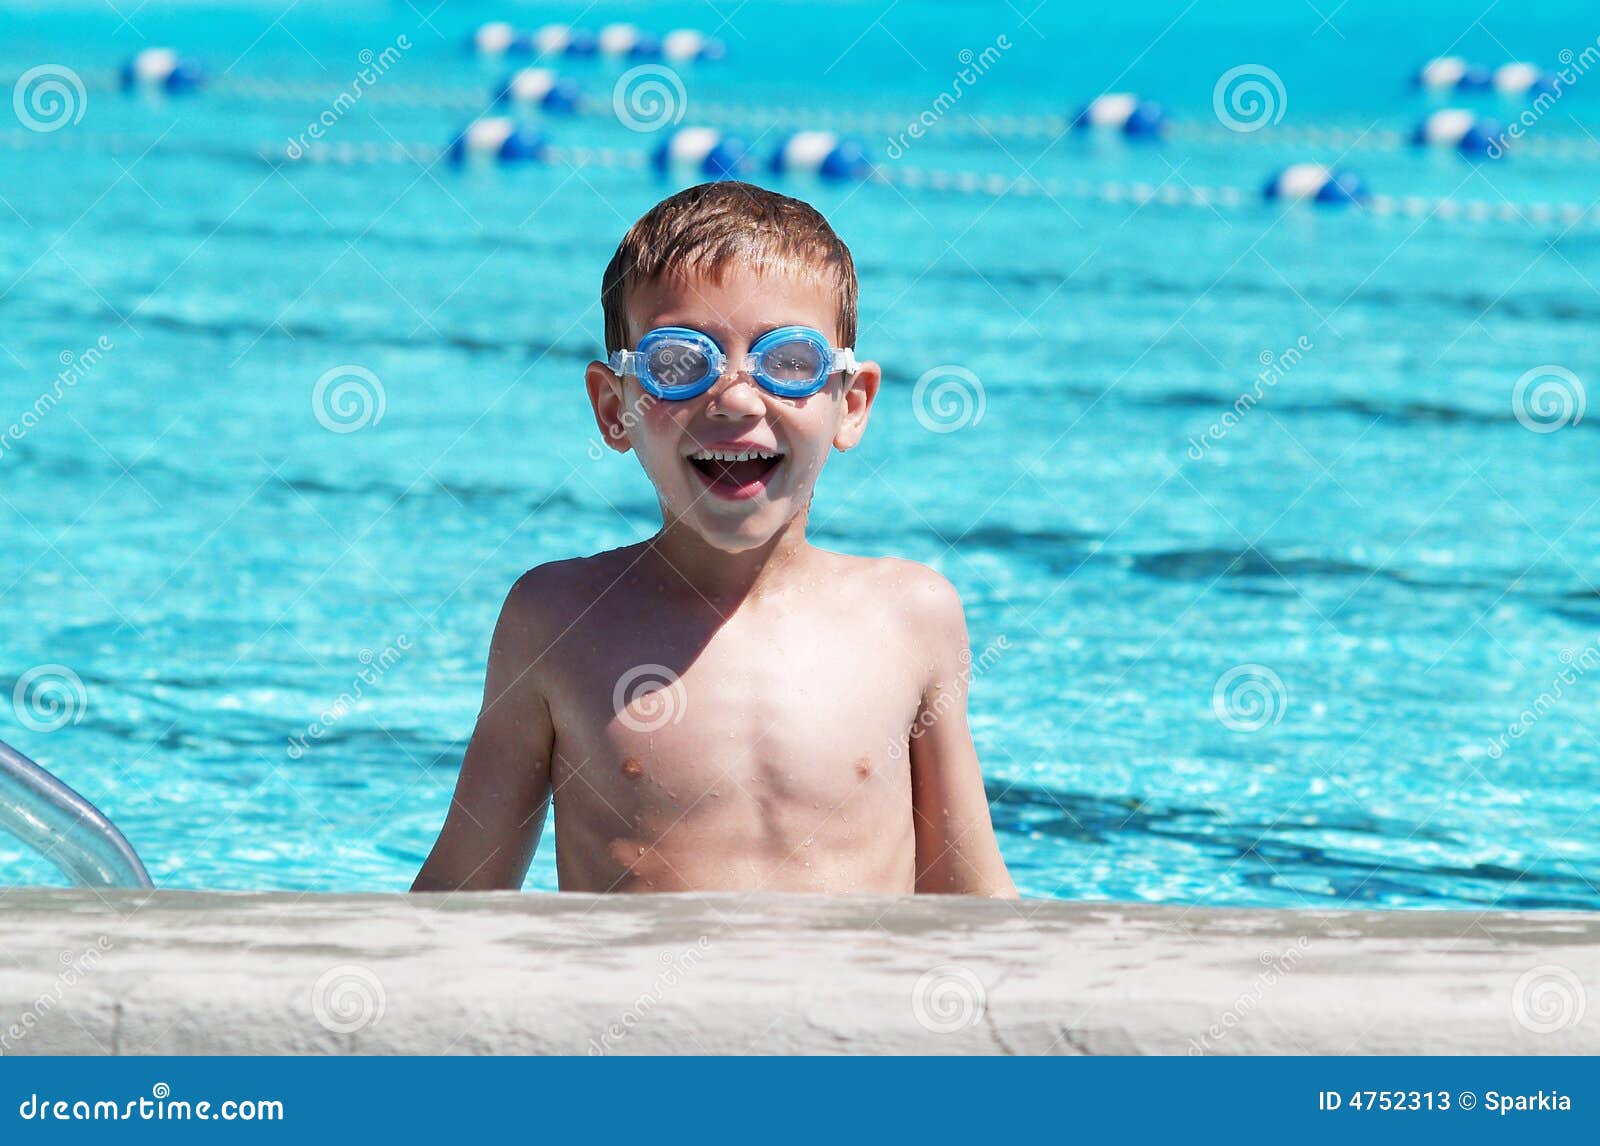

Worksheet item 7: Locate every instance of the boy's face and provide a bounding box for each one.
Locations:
[587,263,880,553]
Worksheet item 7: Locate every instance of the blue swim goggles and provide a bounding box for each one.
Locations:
[608,326,858,400]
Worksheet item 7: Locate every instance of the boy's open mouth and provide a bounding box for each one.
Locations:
[685,447,784,500]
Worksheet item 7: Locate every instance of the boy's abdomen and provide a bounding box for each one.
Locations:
[546,632,921,894]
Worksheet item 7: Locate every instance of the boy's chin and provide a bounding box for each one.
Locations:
[673,502,800,554]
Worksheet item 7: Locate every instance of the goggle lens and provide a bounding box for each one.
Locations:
[759,337,827,385]
[645,341,713,391]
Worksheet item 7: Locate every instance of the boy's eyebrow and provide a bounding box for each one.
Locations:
[645,317,825,343]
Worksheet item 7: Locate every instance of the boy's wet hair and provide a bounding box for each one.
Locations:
[602,181,857,354]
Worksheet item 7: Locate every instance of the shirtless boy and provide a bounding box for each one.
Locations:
[413,181,1015,897]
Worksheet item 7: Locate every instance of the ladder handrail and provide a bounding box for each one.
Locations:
[0,737,153,889]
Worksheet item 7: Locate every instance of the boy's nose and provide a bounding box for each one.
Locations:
[704,368,764,417]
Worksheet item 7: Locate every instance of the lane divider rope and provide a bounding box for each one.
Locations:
[4,130,1595,227]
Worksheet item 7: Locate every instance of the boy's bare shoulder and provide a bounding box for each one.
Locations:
[498,543,652,640]
[817,551,966,633]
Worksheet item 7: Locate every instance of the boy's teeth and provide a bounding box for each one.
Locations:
[690,449,779,462]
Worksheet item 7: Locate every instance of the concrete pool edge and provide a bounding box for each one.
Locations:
[1,890,1595,1055]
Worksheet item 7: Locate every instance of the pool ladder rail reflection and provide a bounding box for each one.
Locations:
[0,736,152,890]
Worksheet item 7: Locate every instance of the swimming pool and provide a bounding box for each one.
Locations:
[2,0,1597,908]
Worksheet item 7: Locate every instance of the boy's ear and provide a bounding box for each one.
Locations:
[832,360,881,451]
[585,360,633,454]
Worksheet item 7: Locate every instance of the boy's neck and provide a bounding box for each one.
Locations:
[648,513,812,607]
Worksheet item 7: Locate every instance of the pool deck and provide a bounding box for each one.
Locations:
[1,889,1596,1054]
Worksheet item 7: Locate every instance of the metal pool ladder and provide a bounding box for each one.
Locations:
[0,736,152,889]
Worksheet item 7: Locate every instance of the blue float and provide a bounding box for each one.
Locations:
[1416,56,1553,97]
[448,118,549,164]
[1073,93,1166,138]
[768,132,873,181]
[1415,56,1491,91]
[661,29,726,63]
[120,48,204,93]
[1263,163,1368,205]
[1412,109,1504,156]
[496,68,582,113]
[1489,62,1556,96]
[652,128,750,178]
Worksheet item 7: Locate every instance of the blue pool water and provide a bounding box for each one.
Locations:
[2,0,1598,907]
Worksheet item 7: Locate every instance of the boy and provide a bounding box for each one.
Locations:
[413,181,1015,897]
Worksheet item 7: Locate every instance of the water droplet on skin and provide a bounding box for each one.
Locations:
[638,846,645,856]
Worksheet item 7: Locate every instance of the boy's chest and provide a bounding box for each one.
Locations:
[544,605,924,804]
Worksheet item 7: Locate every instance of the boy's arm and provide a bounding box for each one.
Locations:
[412,576,555,892]
[906,570,1018,898]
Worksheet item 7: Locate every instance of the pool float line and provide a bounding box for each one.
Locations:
[5,128,1595,225]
